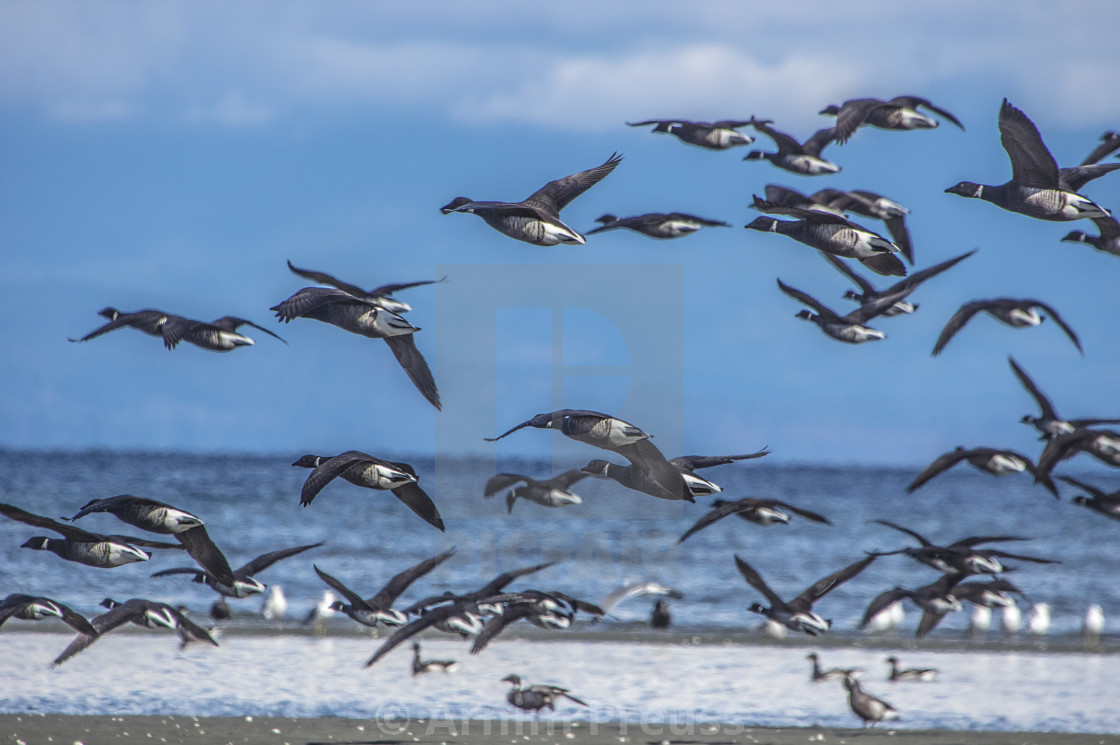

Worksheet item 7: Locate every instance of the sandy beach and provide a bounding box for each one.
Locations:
[3,715,1118,745]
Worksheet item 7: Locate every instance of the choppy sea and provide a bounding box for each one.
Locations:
[1,449,1117,733]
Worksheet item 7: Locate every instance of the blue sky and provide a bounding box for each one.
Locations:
[2,2,1118,467]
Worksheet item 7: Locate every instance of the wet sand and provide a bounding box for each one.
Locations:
[2,715,1117,745]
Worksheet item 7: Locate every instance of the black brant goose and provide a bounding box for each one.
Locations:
[1009,356,1120,439]
[748,196,906,277]
[735,553,877,636]
[1080,131,1120,166]
[292,452,444,531]
[582,448,770,502]
[1058,476,1120,522]
[776,278,890,344]
[945,99,1117,221]
[151,541,324,598]
[931,298,1082,357]
[906,446,1058,496]
[1062,215,1120,257]
[0,594,97,636]
[440,153,622,246]
[1,502,182,568]
[483,470,590,513]
[679,496,830,543]
[841,672,900,727]
[502,674,588,714]
[160,315,286,352]
[626,119,755,149]
[69,307,185,345]
[67,494,236,586]
[871,519,1052,575]
[285,260,444,315]
[824,250,975,318]
[411,642,458,675]
[50,598,217,668]
[1036,428,1120,480]
[806,652,860,683]
[587,212,729,239]
[312,548,455,629]
[468,590,604,654]
[821,95,963,144]
[743,120,840,175]
[860,574,967,638]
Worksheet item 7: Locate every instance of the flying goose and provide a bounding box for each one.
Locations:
[1062,215,1120,257]
[160,316,286,352]
[932,298,1082,356]
[1,502,182,568]
[821,95,963,144]
[285,260,444,315]
[489,410,693,501]
[151,541,323,598]
[885,656,938,682]
[66,494,236,586]
[806,652,860,683]
[0,594,97,636]
[946,99,1117,221]
[502,674,588,714]
[583,448,771,502]
[271,266,440,410]
[402,561,557,617]
[1057,476,1120,521]
[50,598,218,668]
[440,153,622,246]
[468,589,604,654]
[483,470,590,513]
[841,672,900,728]
[313,548,455,629]
[587,212,729,239]
[871,519,1054,574]
[1009,356,1120,439]
[814,189,915,264]
[411,642,458,675]
[951,578,1025,610]
[776,278,891,344]
[743,120,840,175]
[761,184,846,216]
[748,196,906,277]
[860,573,967,638]
[627,119,755,149]
[1080,131,1120,166]
[678,496,830,543]
[906,446,1058,496]
[823,250,975,318]
[69,307,185,345]
[736,553,877,636]
[1035,428,1120,481]
[292,452,444,531]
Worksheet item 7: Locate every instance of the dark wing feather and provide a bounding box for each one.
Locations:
[484,474,529,496]
[802,127,837,156]
[931,301,992,356]
[1029,300,1083,354]
[286,260,369,298]
[299,451,376,506]
[1056,475,1108,499]
[369,277,447,297]
[363,603,472,668]
[1080,131,1120,166]
[474,562,558,598]
[906,449,973,492]
[314,565,371,610]
[871,519,933,547]
[670,449,770,472]
[823,253,876,294]
[915,608,950,639]
[776,279,841,322]
[678,500,748,543]
[175,525,236,587]
[389,482,446,532]
[235,542,323,578]
[888,96,964,130]
[469,603,538,655]
[159,316,198,350]
[210,317,287,344]
[749,120,803,153]
[271,287,378,322]
[734,555,789,611]
[859,588,907,630]
[1008,355,1058,420]
[383,334,441,411]
[999,99,1060,188]
[524,153,622,214]
[613,438,694,501]
[773,500,831,524]
[1058,162,1120,192]
[549,469,592,491]
[793,553,877,609]
[369,548,456,608]
[831,99,886,144]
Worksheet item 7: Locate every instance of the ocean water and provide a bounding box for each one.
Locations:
[1,449,1117,732]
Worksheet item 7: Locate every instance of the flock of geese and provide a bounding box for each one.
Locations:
[5,93,1120,729]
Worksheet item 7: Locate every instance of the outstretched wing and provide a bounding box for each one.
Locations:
[931,300,993,356]
[998,99,1060,189]
[734,555,789,612]
[389,482,446,532]
[235,542,324,578]
[383,334,441,411]
[369,548,457,608]
[524,153,623,214]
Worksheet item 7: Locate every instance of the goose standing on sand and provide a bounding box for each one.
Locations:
[1058,476,1120,522]
[735,553,877,636]
[932,297,1082,356]
[679,495,830,543]
[489,410,693,502]
[66,494,236,586]
[821,95,964,144]
[271,263,441,410]
[50,598,218,668]
[502,674,588,715]
[0,594,97,636]
[885,656,938,682]
[151,542,324,599]
[823,250,975,318]
[906,446,1057,496]
[587,212,729,239]
[292,452,444,531]
[158,315,286,352]
[1009,356,1120,440]
[626,119,755,149]
[411,642,458,675]
[775,278,890,344]
[945,99,1117,221]
[483,470,590,513]
[743,120,840,175]
[0,502,182,568]
[440,153,622,246]
[747,196,906,277]
[69,307,185,345]
[806,652,859,683]
[312,548,455,629]
[842,672,900,728]
[813,189,917,263]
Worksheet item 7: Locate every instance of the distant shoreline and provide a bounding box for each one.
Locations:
[2,714,1117,745]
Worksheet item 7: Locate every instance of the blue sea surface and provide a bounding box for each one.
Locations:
[0,449,1117,732]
